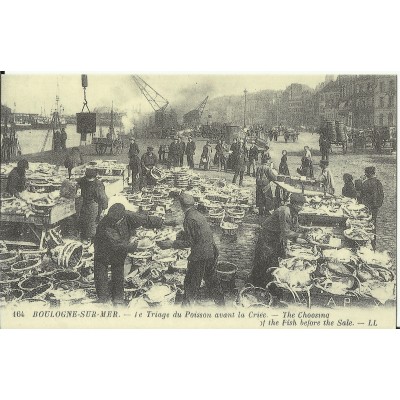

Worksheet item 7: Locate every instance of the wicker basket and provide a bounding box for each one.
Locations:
[237,286,272,308]
[0,252,19,266]
[11,258,41,273]
[216,262,238,282]
[220,221,238,236]
[208,209,225,223]
[225,209,245,224]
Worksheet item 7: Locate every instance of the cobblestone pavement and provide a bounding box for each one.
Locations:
[21,132,397,269]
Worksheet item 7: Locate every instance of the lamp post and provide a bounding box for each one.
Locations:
[243,89,248,128]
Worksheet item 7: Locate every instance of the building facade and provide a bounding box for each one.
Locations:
[374,75,397,127]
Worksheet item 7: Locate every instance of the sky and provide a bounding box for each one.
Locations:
[1,74,326,120]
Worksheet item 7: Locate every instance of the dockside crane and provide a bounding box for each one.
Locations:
[131,75,169,122]
[183,96,209,126]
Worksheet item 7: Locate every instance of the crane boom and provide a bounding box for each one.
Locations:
[132,75,169,112]
[183,96,209,125]
[197,96,208,118]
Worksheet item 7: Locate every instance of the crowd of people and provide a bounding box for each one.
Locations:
[126,135,384,219]
[2,129,386,306]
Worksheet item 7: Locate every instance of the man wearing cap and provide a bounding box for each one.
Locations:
[6,159,29,196]
[318,160,335,194]
[186,137,196,169]
[128,138,140,158]
[141,146,158,186]
[172,193,225,306]
[93,203,164,305]
[77,169,109,241]
[249,193,308,289]
[360,166,384,249]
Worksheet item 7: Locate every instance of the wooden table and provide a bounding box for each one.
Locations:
[0,199,76,249]
[274,181,332,197]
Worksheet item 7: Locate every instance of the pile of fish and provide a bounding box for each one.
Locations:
[0,189,72,217]
[301,195,374,230]
[305,227,342,248]
[0,236,95,306]
[272,239,396,306]
[301,195,345,217]
[1,162,74,216]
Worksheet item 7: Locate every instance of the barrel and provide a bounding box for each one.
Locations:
[50,240,83,269]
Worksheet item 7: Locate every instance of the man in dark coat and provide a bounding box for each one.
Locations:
[6,159,29,196]
[232,140,248,186]
[230,138,239,156]
[77,169,109,241]
[172,193,224,306]
[360,166,384,249]
[128,138,140,158]
[53,130,62,151]
[247,143,259,176]
[129,152,142,191]
[178,137,186,167]
[93,203,164,305]
[185,137,196,169]
[227,138,239,171]
[169,138,180,167]
[249,193,307,289]
[319,134,331,161]
[141,146,158,186]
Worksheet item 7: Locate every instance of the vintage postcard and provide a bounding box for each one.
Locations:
[0,73,397,328]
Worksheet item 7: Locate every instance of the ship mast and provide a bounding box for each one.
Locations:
[41,82,63,152]
[109,101,115,138]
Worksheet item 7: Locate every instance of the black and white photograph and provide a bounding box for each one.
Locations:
[1,2,400,400]
[0,73,397,328]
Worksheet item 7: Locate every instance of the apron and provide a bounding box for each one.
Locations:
[249,230,284,288]
[80,201,99,240]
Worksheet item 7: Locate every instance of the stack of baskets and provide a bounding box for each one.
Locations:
[175,171,190,189]
[165,172,176,186]
[189,176,201,188]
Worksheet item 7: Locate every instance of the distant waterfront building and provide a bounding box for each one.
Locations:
[374,75,397,127]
